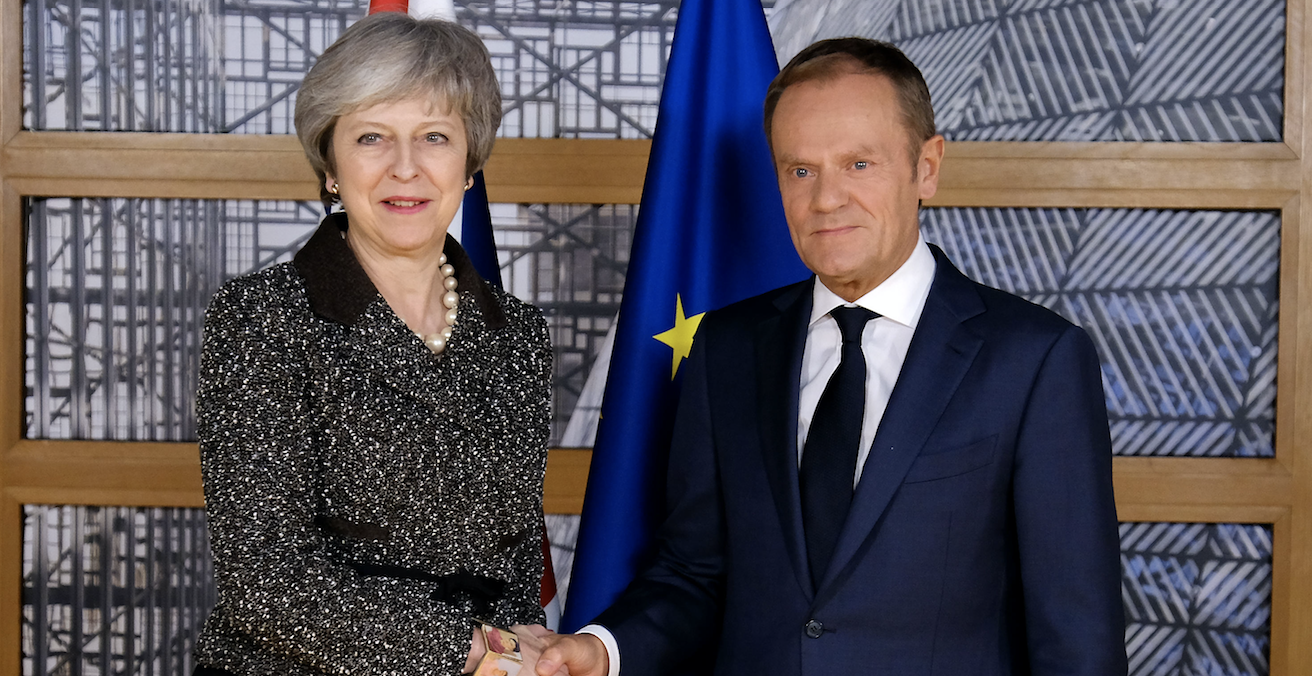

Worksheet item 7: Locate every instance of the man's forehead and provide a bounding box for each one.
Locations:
[772,72,899,126]
[784,66,895,97]
[773,79,904,136]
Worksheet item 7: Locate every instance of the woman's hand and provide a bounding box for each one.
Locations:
[463,623,555,674]
[463,624,488,673]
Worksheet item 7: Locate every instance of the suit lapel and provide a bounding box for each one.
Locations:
[755,279,814,599]
[818,249,986,595]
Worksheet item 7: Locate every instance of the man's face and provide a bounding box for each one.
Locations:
[770,70,943,301]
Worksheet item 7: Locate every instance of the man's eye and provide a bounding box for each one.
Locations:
[793,168,809,178]
[854,161,868,170]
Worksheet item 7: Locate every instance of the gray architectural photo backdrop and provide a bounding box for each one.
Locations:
[770,0,1285,141]
[921,207,1278,460]
[20,0,1282,674]
[1120,523,1272,676]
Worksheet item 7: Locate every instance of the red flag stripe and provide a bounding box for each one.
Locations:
[367,0,408,13]
[540,515,558,605]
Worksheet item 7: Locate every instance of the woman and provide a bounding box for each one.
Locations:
[193,13,552,675]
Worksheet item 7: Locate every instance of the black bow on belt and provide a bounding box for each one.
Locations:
[347,561,506,616]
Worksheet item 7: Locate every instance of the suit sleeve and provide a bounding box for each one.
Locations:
[1012,324,1128,675]
[198,281,474,675]
[594,325,727,676]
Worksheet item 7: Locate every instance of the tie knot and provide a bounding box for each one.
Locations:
[830,306,878,344]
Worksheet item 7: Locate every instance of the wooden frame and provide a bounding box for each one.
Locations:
[1,0,1310,673]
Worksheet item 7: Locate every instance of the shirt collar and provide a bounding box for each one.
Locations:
[809,232,937,329]
[292,211,507,330]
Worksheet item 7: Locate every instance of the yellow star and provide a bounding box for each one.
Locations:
[653,294,706,380]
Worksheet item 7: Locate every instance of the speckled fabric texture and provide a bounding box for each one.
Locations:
[194,213,551,676]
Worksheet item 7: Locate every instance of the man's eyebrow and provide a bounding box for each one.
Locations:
[773,152,804,167]
[840,144,887,160]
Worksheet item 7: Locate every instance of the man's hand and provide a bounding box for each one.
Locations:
[511,624,556,670]
[535,633,609,676]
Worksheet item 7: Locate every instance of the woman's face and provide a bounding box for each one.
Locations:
[326,97,469,262]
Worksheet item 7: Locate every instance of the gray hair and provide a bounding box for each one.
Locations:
[294,12,503,208]
[765,38,934,176]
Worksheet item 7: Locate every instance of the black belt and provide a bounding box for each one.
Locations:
[313,515,508,615]
[347,561,506,616]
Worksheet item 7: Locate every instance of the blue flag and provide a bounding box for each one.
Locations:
[561,0,809,631]
[461,171,503,290]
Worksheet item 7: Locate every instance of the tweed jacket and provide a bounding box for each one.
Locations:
[194,213,551,676]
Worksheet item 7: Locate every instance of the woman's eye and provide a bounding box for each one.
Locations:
[854,161,868,170]
[358,133,381,144]
[425,133,447,143]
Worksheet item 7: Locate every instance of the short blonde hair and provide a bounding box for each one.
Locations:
[294,13,503,208]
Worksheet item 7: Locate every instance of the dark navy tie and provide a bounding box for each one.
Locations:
[800,305,878,589]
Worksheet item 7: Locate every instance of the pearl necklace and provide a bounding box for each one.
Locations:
[415,253,459,354]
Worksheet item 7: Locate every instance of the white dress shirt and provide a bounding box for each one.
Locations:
[798,235,936,484]
[579,236,938,676]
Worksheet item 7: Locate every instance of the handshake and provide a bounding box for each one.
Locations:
[465,623,610,676]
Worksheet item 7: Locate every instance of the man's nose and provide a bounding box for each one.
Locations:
[811,173,847,213]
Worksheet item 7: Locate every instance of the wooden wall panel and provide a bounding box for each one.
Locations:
[0,0,1309,672]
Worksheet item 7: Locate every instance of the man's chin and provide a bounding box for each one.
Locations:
[808,256,868,282]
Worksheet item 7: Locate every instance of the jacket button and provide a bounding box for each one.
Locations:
[804,619,824,638]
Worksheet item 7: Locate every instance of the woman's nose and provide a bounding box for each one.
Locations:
[389,144,420,180]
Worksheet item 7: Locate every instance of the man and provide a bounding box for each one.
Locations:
[537,38,1127,676]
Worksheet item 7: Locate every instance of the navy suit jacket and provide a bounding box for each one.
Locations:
[595,247,1127,676]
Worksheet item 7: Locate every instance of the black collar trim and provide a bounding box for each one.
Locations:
[292,211,507,330]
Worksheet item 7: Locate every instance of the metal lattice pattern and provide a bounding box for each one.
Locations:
[462,1,679,138]
[24,198,322,441]
[769,0,1285,141]
[218,0,366,134]
[24,198,634,445]
[22,0,226,131]
[1122,523,1272,676]
[921,208,1279,457]
[22,505,214,676]
[494,203,634,442]
[22,0,694,138]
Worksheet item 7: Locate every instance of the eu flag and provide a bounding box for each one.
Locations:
[561,0,809,631]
